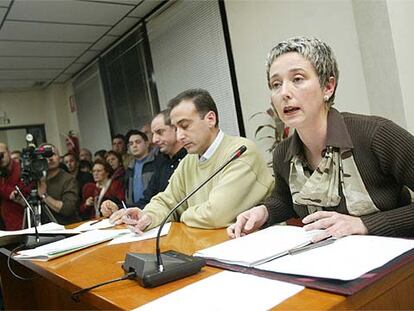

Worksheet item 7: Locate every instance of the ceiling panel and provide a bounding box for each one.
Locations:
[0,57,76,69]
[86,0,143,5]
[108,16,140,36]
[129,0,163,18]
[0,41,89,57]
[0,0,11,8]
[0,21,109,42]
[0,0,165,91]
[90,35,119,52]
[76,51,100,64]
[8,0,134,25]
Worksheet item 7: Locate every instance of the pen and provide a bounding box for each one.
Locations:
[121,200,128,211]
[288,238,335,255]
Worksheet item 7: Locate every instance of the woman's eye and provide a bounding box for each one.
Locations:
[293,76,303,83]
[271,82,281,90]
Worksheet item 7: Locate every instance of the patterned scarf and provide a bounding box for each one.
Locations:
[289,146,379,216]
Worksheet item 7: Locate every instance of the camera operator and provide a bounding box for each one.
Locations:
[0,142,27,230]
[37,143,80,225]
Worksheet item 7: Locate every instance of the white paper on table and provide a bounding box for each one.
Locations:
[15,229,130,261]
[194,225,322,267]
[74,218,115,231]
[257,235,414,281]
[0,222,69,237]
[135,270,304,311]
[108,222,171,245]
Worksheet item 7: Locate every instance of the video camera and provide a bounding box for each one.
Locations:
[20,134,53,184]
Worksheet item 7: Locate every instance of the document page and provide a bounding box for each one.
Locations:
[108,223,171,245]
[0,222,66,237]
[135,271,304,311]
[74,218,115,231]
[194,225,320,267]
[15,229,129,261]
[257,235,414,280]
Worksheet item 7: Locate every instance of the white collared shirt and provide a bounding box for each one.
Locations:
[199,130,224,162]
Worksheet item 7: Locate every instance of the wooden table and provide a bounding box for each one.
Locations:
[1,223,414,310]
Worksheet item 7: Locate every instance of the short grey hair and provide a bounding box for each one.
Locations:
[266,37,339,106]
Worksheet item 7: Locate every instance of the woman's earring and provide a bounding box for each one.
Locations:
[323,95,329,102]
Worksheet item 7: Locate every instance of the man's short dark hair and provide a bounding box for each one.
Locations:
[168,89,219,127]
[112,134,126,143]
[153,109,172,126]
[125,129,148,143]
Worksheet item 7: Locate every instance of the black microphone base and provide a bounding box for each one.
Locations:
[123,250,206,288]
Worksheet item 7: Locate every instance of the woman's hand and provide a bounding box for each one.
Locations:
[302,211,368,242]
[85,196,94,207]
[100,200,119,217]
[227,205,269,239]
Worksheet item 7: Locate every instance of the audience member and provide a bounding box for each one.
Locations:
[63,152,93,197]
[79,160,92,173]
[79,148,92,163]
[94,149,107,162]
[123,130,157,206]
[105,150,126,183]
[227,37,414,240]
[101,109,187,216]
[37,143,80,225]
[0,143,27,230]
[110,89,274,232]
[79,159,124,220]
[112,134,134,168]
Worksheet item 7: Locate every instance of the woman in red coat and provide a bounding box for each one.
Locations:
[80,159,125,220]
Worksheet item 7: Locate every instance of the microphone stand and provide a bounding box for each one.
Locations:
[15,185,67,249]
[123,145,247,287]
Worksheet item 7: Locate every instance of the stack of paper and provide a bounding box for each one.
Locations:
[195,225,414,281]
[195,225,319,267]
[14,229,129,261]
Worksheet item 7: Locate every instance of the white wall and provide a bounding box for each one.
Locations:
[0,81,80,153]
[387,0,414,134]
[224,0,370,159]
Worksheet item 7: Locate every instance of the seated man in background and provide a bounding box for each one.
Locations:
[79,148,92,164]
[37,144,80,225]
[63,152,93,198]
[111,134,134,168]
[110,89,274,232]
[0,143,26,230]
[101,109,187,215]
[123,130,158,206]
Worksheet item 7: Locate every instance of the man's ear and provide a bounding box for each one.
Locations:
[204,111,217,128]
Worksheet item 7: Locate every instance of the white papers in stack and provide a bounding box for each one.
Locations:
[135,271,304,311]
[194,225,319,267]
[257,235,414,280]
[108,223,171,245]
[194,225,414,281]
[14,229,129,261]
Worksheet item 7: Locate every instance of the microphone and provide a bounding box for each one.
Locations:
[123,145,247,287]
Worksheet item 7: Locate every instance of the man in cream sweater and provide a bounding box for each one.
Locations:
[110,89,274,232]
